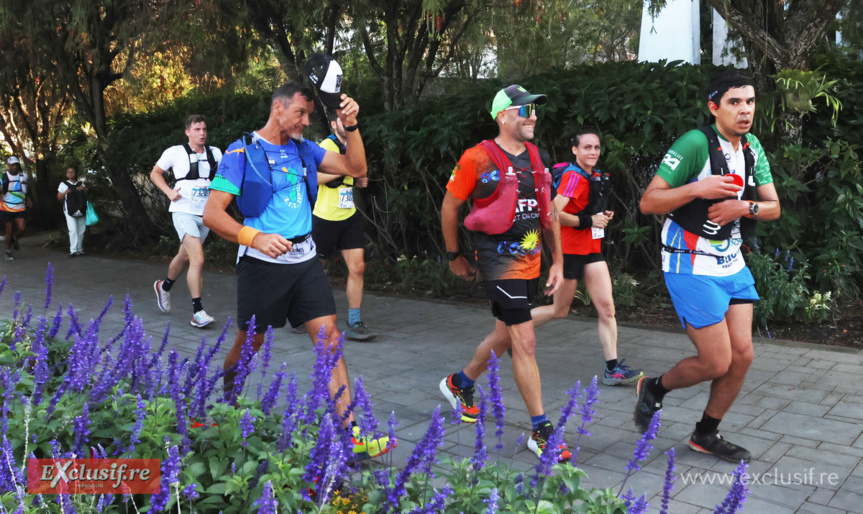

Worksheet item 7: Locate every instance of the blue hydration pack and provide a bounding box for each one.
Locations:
[236,134,319,218]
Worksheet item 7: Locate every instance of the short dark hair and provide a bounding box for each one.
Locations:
[272,82,315,107]
[571,128,601,147]
[185,114,206,130]
[707,71,755,106]
[326,110,339,124]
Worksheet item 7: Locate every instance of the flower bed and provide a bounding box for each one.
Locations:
[0,266,747,513]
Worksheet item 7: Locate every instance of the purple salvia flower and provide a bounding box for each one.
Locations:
[348,377,380,438]
[629,494,648,514]
[558,380,582,428]
[122,295,133,325]
[228,316,259,403]
[30,319,50,406]
[148,323,171,371]
[261,365,287,415]
[240,409,256,446]
[620,488,635,509]
[486,350,506,455]
[386,406,446,512]
[91,296,114,334]
[788,257,795,271]
[151,440,182,511]
[514,432,525,455]
[254,480,278,514]
[573,376,600,461]
[43,263,54,310]
[414,486,451,513]
[626,410,661,473]
[0,276,6,298]
[276,410,297,453]
[660,448,676,514]
[514,473,524,494]
[715,461,749,514]
[127,395,146,455]
[72,404,91,457]
[304,333,341,424]
[485,487,499,513]
[47,304,63,339]
[471,385,488,472]
[65,303,82,340]
[785,250,790,262]
[182,483,199,499]
[12,291,21,320]
[533,424,565,482]
[302,413,338,486]
[450,393,464,425]
[774,248,780,257]
[619,410,661,495]
[387,411,399,452]
[182,337,209,398]
[256,328,274,400]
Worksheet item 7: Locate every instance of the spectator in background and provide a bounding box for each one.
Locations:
[57,166,88,257]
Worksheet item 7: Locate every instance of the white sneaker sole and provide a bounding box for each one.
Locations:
[191,318,214,328]
[154,281,170,312]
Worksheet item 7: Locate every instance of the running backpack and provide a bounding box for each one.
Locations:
[63,181,87,217]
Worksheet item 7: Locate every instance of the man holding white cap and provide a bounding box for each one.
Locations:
[1,157,32,261]
[204,60,391,462]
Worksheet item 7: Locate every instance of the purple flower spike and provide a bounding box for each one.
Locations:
[471,386,488,472]
[43,263,54,310]
[256,330,274,400]
[151,441,181,511]
[558,380,582,429]
[485,487,499,513]
[182,483,199,499]
[619,410,661,495]
[660,448,676,514]
[240,409,256,446]
[72,404,91,457]
[348,377,380,439]
[486,351,506,454]
[715,461,749,514]
[387,411,399,452]
[386,406,446,512]
[254,480,278,514]
[629,494,648,514]
[48,304,63,339]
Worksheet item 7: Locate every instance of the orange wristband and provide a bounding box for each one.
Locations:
[237,226,261,248]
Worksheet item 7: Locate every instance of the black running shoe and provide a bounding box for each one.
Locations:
[11,237,19,251]
[689,431,751,463]
[634,376,662,434]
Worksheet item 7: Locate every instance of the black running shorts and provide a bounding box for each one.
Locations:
[0,210,27,223]
[562,252,605,281]
[312,212,364,259]
[236,256,337,333]
[483,279,538,326]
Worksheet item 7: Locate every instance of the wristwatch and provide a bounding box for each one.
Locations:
[446,250,461,261]
[748,201,759,218]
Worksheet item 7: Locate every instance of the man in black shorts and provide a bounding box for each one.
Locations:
[312,110,376,341]
[1,156,32,261]
[203,70,391,460]
[439,85,569,462]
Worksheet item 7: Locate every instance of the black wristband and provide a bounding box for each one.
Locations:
[577,213,593,229]
[344,124,359,132]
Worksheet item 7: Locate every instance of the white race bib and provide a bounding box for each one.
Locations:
[191,186,209,207]
[591,227,605,239]
[338,188,354,209]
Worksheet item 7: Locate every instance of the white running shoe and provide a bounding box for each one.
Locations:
[191,310,215,328]
[154,280,171,312]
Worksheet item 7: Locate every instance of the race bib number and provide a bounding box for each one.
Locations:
[191,186,209,207]
[338,188,354,209]
[591,227,605,239]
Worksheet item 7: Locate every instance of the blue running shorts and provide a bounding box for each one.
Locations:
[664,267,759,330]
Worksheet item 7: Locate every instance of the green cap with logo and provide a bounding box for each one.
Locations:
[490,84,547,119]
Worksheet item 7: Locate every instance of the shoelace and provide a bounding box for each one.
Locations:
[459,384,475,407]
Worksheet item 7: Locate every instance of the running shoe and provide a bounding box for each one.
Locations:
[439,374,479,423]
[5,251,13,261]
[634,376,663,434]
[349,426,395,462]
[11,237,19,251]
[689,430,751,463]
[153,280,170,312]
[345,321,377,341]
[527,421,572,462]
[191,310,214,328]
[602,359,644,386]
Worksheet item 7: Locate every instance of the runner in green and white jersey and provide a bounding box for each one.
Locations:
[635,71,781,464]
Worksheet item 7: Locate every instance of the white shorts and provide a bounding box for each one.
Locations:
[172,212,210,243]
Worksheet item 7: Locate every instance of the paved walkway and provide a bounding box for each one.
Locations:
[3,234,862,513]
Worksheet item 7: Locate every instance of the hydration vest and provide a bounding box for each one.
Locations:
[236,134,319,218]
[176,144,218,182]
[553,163,609,229]
[463,140,552,235]
[668,126,758,240]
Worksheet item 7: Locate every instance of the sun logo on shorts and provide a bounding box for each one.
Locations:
[520,230,540,253]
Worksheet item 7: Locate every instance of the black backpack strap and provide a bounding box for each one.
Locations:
[698,126,728,176]
[204,146,218,181]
